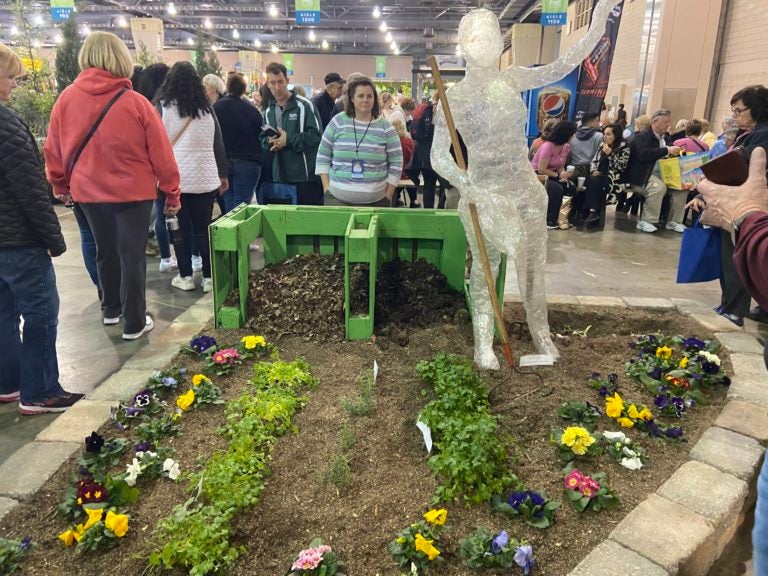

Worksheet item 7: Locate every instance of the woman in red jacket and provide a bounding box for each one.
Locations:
[45,32,181,340]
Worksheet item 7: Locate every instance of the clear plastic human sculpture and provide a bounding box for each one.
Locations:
[431,0,623,370]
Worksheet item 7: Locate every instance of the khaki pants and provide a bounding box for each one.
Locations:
[630,175,666,223]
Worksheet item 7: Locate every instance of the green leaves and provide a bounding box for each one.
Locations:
[556,400,601,427]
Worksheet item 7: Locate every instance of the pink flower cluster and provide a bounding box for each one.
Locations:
[564,469,600,499]
[291,545,332,571]
[212,348,240,365]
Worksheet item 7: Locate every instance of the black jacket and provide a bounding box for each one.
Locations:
[311,90,337,130]
[626,128,670,187]
[0,106,66,256]
[213,95,263,163]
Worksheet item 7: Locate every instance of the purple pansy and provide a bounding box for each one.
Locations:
[514,545,534,575]
[491,530,509,554]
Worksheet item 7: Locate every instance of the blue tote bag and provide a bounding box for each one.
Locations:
[676,216,722,283]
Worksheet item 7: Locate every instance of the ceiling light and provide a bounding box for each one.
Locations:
[254,38,262,48]
[268,4,278,17]
[32,39,41,48]
[33,14,44,26]
[372,6,381,18]
[308,30,316,41]
[232,29,240,39]
[203,18,212,28]
[166,2,177,16]
[54,33,63,44]
[271,44,279,53]
[211,44,218,51]
[81,25,91,36]
[394,47,400,55]
[390,41,397,50]
[187,37,194,45]
[321,39,329,49]
[379,21,387,32]
[385,32,392,42]
[116,15,128,27]
[9,25,19,36]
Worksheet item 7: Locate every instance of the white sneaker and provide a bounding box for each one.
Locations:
[191,255,203,272]
[202,278,213,293]
[171,275,196,291]
[665,221,686,233]
[636,220,658,233]
[122,315,154,340]
[103,315,121,325]
[159,257,177,272]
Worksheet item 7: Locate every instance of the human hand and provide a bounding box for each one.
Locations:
[667,146,682,157]
[559,170,573,181]
[219,178,229,194]
[699,147,768,230]
[55,192,72,206]
[164,203,180,216]
[601,143,612,155]
[269,129,288,152]
[685,197,706,211]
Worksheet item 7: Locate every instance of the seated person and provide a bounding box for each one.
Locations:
[581,124,630,228]
[673,119,710,154]
[570,112,604,179]
[531,121,577,229]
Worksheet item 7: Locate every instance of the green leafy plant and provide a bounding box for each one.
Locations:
[389,509,447,575]
[551,426,603,462]
[0,536,31,575]
[458,527,533,571]
[556,400,601,427]
[491,490,559,529]
[603,431,649,470]
[54,14,81,93]
[563,466,619,513]
[321,452,351,491]
[340,371,375,417]
[339,425,356,451]
[287,538,347,575]
[417,354,516,504]
[136,413,182,444]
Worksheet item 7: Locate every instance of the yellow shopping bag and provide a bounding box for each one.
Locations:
[659,157,683,189]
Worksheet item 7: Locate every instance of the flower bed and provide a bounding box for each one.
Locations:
[0,304,730,575]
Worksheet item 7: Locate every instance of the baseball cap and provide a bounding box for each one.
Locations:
[324,72,344,85]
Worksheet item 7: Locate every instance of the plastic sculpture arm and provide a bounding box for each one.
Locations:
[430,102,472,196]
[511,0,623,91]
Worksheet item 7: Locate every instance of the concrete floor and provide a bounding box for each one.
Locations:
[0,205,205,463]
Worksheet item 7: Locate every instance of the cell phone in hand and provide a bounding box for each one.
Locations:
[700,149,749,186]
[261,125,280,139]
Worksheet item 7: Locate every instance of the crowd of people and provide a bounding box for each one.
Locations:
[1,28,766,415]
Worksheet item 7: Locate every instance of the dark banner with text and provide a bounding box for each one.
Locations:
[574,1,624,123]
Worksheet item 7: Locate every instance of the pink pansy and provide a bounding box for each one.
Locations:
[564,469,585,489]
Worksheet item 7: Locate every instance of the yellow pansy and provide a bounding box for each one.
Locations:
[83,507,104,530]
[105,511,129,538]
[679,357,689,368]
[605,393,624,419]
[617,417,635,428]
[638,407,653,421]
[655,346,672,360]
[58,529,78,546]
[414,533,440,561]
[176,389,195,412]
[191,374,207,387]
[241,335,266,349]
[423,508,447,526]
[627,404,641,420]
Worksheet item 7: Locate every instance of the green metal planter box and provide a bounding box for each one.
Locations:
[210,204,505,340]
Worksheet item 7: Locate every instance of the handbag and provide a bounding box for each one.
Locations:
[676,216,722,283]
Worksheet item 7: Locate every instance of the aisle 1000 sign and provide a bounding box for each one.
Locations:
[296,0,320,24]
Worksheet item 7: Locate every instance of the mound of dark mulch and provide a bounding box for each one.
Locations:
[245,254,466,341]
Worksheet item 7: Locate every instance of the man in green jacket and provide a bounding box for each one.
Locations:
[261,62,324,205]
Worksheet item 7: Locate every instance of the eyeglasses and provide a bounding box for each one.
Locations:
[651,110,671,120]
[731,106,750,116]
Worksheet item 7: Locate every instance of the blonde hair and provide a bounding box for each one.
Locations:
[202,73,225,96]
[675,118,689,131]
[391,118,408,139]
[634,114,651,132]
[78,32,134,78]
[0,43,23,77]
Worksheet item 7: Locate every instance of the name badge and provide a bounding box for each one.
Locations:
[351,159,365,179]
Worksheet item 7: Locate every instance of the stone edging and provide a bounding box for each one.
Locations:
[0,295,763,576]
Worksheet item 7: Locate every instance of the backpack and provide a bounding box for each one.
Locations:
[411,104,435,142]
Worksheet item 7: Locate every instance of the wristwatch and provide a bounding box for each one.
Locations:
[732,211,761,234]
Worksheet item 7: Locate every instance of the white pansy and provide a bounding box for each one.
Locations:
[603,431,626,442]
[621,456,644,470]
[125,458,142,486]
[163,458,180,480]
[622,446,637,458]
[698,351,721,366]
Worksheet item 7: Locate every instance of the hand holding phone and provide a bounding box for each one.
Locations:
[261,125,280,139]
[700,149,749,186]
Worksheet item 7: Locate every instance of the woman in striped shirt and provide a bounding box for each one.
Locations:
[316,76,403,206]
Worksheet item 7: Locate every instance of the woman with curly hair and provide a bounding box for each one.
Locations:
[531,120,578,229]
[155,61,228,293]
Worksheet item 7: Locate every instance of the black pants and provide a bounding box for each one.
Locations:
[409,167,449,209]
[584,174,609,213]
[174,191,217,279]
[545,177,565,226]
[296,180,324,206]
[80,200,153,334]
[719,229,751,317]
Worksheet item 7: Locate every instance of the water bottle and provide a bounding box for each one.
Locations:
[166,216,179,242]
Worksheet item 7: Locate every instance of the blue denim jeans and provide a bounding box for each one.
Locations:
[154,197,172,260]
[0,246,64,402]
[752,343,768,574]
[223,159,261,213]
[73,203,99,287]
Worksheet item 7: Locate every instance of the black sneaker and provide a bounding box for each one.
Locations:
[18,392,85,415]
[746,306,768,324]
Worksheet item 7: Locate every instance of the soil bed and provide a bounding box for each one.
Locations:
[1,258,729,576]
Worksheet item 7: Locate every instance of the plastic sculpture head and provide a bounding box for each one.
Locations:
[458,9,503,68]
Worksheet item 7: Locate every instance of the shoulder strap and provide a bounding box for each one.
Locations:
[691,138,705,152]
[169,116,194,147]
[67,87,128,178]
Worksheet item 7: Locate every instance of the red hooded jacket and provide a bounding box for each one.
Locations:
[45,68,180,206]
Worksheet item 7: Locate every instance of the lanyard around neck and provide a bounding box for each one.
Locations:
[352,117,372,156]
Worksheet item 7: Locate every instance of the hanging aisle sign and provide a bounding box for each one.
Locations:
[375,56,386,79]
[295,0,320,25]
[283,53,295,76]
[50,0,74,22]
[541,0,567,26]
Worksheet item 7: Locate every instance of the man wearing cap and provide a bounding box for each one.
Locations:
[312,72,345,129]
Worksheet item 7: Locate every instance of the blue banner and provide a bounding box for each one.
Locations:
[541,0,567,26]
[295,0,320,24]
[523,68,579,142]
[51,0,74,22]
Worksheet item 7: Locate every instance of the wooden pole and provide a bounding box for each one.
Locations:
[427,56,514,368]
